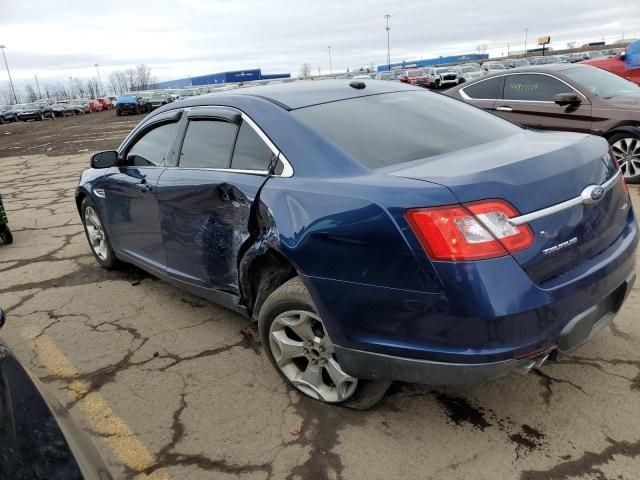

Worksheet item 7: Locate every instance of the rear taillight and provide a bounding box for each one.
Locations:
[406,199,534,261]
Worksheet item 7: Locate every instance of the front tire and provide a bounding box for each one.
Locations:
[258,277,390,409]
[81,197,118,269]
[609,132,640,183]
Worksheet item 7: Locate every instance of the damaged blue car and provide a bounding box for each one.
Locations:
[77,80,637,408]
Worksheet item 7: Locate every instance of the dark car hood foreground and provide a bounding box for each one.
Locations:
[387,130,629,284]
[0,344,112,479]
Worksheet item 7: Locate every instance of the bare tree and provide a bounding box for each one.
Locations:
[125,68,136,91]
[135,64,153,89]
[299,63,311,78]
[24,84,38,102]
[87,77,100,98]
[109,70,128,95]
[75,79,87,98]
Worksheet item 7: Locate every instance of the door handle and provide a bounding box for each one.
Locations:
[135,182,151,193]
[496,106,513,112]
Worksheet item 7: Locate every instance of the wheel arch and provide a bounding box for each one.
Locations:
[603,124,640,140]
[239,245,299,321]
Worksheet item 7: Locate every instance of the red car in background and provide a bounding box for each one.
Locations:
[398,68,434,87]
[88,99,103,112]
[582,50,640,85]
[97,98,113,110]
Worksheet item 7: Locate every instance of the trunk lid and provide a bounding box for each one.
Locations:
[387,130,628,284]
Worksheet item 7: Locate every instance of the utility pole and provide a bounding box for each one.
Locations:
[385,14,391,71]
[0,45,18,104]
[95,63,104,97]
[34,74,42,99]
[327,46,333,75]
[524,28,528,57]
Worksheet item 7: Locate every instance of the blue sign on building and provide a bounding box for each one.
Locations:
[151,69,290,89]
[377,53,489,71]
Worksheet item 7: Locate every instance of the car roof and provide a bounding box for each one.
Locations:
[207,79,418,110]
[467,63,590,81]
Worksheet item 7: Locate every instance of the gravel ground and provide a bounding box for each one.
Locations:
[0,111,639,480]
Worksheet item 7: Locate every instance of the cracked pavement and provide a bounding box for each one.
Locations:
[1,113,640,479]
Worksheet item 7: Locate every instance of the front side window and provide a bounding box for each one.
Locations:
[292,90,520,169]
[231,122,274,171]
[462,77,502,99]
[179,120,237,168]
[503,74,569,101]
[126,122,178,167]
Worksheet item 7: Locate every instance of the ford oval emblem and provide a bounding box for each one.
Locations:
[581,185,606,206]
[590,186,605,202]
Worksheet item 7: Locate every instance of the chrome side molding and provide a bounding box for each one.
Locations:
[509,170,622,226]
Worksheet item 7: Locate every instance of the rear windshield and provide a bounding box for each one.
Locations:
[117,96,137,102]
[292,91,520,169]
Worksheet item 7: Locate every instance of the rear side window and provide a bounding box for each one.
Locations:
[179,120,238,168]
[231,122,275,171]
[127,122,179,167]
[462,77,501,99]
[292,91,520,169]
[503,74,569,101]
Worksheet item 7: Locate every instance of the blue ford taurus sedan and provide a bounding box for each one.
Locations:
[76,80,637,408]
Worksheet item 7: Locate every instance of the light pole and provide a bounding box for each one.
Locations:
[94,63,104,97]
[385,14,391,71]
[34,74,42,99]
[524,28,528,57]
[68,76,74,99]
[0,45,18,104]
[327,46,333,75]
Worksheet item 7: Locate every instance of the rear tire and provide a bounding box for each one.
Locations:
[258,277,390,409]
[0,225,13,244]
[608,132,640,184]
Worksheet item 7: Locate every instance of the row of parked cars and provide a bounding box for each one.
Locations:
[0,84,247,125]
[348,47,637,90]
[0,98,114,123]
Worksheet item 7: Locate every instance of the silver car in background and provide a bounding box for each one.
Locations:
[374,71,400,81]
[453,65,482,83]
[434,67,459,88]
[481,61,507,75]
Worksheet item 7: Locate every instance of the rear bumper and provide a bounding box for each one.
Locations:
[334,271,635,385]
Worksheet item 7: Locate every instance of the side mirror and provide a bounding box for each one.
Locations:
[554,92,581,106]
[620,51,626,60]
[91,150,118,169]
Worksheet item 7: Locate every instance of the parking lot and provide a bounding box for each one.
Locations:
[1,111,640,479]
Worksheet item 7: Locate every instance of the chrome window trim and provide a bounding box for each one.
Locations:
[181,107,294,178]
[509,169,622,226]
[460,72,586,102]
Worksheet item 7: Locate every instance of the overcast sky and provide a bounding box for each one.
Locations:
[1,0,639,89]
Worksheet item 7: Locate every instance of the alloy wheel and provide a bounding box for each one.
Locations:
[84,206,108,261]
[611,137,640,181]
[269,310,358,403]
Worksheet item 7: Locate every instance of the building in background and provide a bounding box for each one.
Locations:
[377,53,489,71]
[151,68,290,89]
